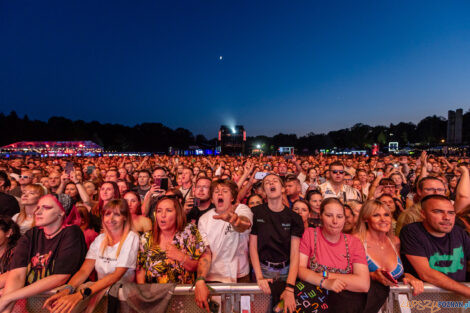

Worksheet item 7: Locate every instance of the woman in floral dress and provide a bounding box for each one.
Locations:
[137,196,206,284]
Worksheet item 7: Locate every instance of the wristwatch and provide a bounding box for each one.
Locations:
[80,287,92,300]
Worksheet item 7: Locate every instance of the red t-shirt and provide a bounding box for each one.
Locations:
[300,227,367,271]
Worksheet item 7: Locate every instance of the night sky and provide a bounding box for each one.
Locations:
[1,0,470,138]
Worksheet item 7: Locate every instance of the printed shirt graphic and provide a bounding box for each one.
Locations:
[400,222,470,282]
[10,226,87,285]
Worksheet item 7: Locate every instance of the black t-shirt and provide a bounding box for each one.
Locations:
[10,225,87,285]
[187,203,215,225]
[0,192,20,217]
[134,186,150,201]
[400,222,470,282]
[251,203,304,263]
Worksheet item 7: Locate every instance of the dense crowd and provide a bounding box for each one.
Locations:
[0,152,469,313]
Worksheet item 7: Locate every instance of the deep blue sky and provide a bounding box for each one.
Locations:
[1,1,470,138]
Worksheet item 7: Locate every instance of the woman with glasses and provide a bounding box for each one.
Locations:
[137,196,205,284]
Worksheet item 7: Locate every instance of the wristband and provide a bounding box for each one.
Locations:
[59,284,75,294]
[286,283,296,290]
[322,271,329,279]
[195,276,206,283]
[319,278,326,289]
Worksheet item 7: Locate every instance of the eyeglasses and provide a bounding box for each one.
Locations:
[20,175,30,179]
[331,170,345,175]
[423,187,446,194]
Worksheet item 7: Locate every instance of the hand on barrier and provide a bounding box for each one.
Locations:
[280,289,296,313]
[43,290,67,310]
[194,280,210,312]
[44,291,82,313]
[257,278,273,294]
[402,274,424,296]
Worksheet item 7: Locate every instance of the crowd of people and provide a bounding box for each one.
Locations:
[0,151,469,313]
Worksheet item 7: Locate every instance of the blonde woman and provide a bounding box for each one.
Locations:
[13,183,46,234]
[44,199,139,313]
[355,200,423,312]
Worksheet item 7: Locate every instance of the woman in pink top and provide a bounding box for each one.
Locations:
[298,198,370,313]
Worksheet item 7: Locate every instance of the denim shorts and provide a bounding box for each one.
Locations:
[260,262,289,282]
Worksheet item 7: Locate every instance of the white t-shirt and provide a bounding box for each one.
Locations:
[86,231,139,282]
[198,204,253,283]
[12,213,34,235]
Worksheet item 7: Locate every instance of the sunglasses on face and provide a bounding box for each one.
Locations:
[20,175,31,179]
[331,170,345,175]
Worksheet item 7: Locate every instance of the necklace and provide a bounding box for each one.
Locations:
[371,239,387,250]
[44,225,63,239]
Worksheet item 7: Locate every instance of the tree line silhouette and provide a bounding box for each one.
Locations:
[1,110,469,153]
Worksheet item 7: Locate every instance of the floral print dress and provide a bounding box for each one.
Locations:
[137,223,206,284]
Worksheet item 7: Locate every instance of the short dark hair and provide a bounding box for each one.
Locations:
[138,170,151,177]
[306,189,322,202]
[329,161,344,169]
[292,199,312,213]
[420,194,451,209]
[285,174,300,185]
[417,176,444,191]
[379,178,394,186]
[196,176,211,186]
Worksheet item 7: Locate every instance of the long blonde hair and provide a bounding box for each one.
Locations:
[355,200,393,242]
[100,199,132,258]
[18,184,47,224]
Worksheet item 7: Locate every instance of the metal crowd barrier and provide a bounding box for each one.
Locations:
[11,282,470,313]
[385,283,470,313]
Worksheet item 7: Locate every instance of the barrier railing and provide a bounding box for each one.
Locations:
[385,283,470,313]
[11,282,470,313]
